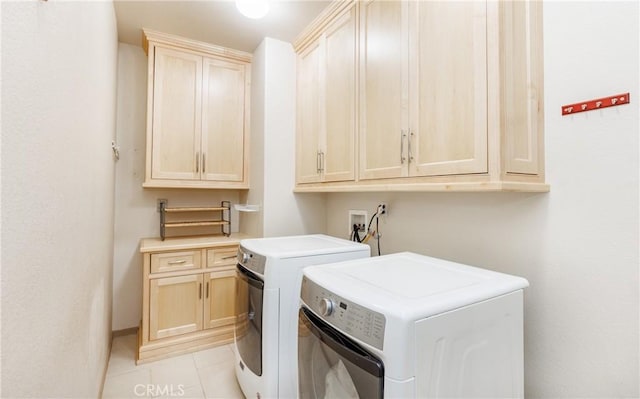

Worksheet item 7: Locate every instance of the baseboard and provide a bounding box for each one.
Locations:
[112,327,139,338]
[100,327,139,396]
[99,333,114,399]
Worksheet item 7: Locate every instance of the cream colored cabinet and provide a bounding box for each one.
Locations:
[295,0,547,192]
[150,47,202,182]
[143,30,251,189]
[358,0,406,180]
[203,269,237,329]
[407,1,488,177]
[296,40,322,183]
[500,1,544,177]
[201,58,247,182]
[149,267,237,341]
[138,237,244,364]
[360,0,487,180]
[203,246,238,330]
[296,2,357,184]
[149,274,203,340]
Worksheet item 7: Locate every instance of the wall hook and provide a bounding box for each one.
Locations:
[111,141,120,161]
[562,93,630,116]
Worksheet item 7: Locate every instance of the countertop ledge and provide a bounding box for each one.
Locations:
[140,233,253,253]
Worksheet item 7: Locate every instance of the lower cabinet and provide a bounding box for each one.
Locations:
[204,269,237,329]
[149,274,204,340]
[138,239,241,364]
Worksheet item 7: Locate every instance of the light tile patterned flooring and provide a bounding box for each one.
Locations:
[102,334,245,399]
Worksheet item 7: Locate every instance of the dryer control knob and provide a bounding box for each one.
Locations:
[320,298,335,316]
[241,252,250,264]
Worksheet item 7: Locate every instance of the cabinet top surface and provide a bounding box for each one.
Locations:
[140,233,252,253]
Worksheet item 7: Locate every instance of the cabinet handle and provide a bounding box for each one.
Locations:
[199,283,202,299]
[196,152,200,173]
[409,130,414,163]
[316,151,325,172]
[167,260,187,265]
[400,130,407,164]
[202,153,206,173]
[221,255,237,260]
[206,282,210,298]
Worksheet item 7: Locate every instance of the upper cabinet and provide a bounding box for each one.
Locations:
[407,1,488,178]
[143,30,251,189]
[294,0,547,192]
[359,0,487,179]
[295,2,357,184]
[500,1,544,177]
[358,0,406,180]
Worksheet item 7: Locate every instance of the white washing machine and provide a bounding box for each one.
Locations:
[234,234,370,399]
[298,252,529,398]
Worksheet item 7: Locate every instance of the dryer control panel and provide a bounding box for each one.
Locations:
[237,246,266,276]
[301,276,386,350]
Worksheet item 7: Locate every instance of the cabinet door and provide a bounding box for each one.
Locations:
[149,274,203,340]
[151,46,202,180]
[296,40,323,184]
[502,0,543,175]
[322,6,357,182]
[359,0,409,180]
[203,269,237,329]
[409,1,488,177]
[201,58,246,182]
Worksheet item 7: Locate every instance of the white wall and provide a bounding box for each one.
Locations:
[1,1,118,397]
[240,37,326,237]
[112,43,241,330]
[240,39,266,237]
[325,3,639,397]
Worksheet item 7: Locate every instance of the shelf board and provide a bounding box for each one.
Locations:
[164,221,230,228]
[164,207,229,213]
[293,181,550,193]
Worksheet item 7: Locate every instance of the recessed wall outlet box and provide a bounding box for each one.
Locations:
[348,210,368,236]
[377,202,387,215]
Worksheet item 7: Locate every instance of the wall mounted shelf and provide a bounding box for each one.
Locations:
[160,201,231,240]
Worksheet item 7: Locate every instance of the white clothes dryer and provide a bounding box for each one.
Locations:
[234,234,370,399]
[298,252,529,398]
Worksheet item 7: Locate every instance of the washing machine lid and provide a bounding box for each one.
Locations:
[240,234,369,259]
[303,252,529,321]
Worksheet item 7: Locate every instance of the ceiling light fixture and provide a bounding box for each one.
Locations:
[235,0,269,19]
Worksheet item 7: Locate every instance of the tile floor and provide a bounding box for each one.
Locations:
[102,334,245,399]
